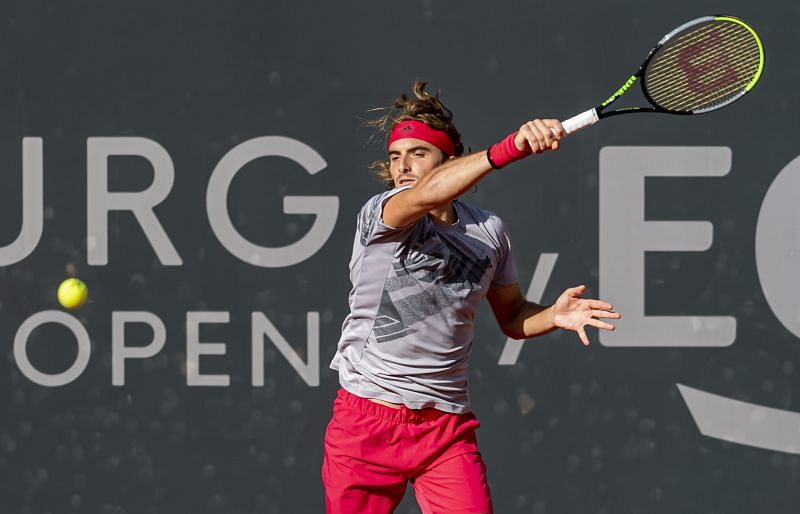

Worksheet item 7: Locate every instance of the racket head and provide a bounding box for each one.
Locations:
[642,15,765,114]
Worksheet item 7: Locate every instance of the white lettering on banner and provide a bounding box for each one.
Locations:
[1,136,338,267]
[11,311,321,387]
[6,142,799,457]
[14,311,92,386]
[0,138,43,266]
[678,384,800,455]
[87,137,182,266]
[755,154,800,339]
[112,311,167,386]
[599,147,737,347]
[186,311,231,386]
[4,143,800,428]
[207,136,339,267]
[498,253,558,365]
[252,312,319,386]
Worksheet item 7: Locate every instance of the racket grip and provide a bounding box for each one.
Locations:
[561,108,599,136]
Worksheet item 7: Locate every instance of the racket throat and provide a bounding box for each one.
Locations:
[601,74,639,109]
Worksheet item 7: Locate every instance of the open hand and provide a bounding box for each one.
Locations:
[552,285,621,346]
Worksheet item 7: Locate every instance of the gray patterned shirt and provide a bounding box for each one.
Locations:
[330,187,518,413]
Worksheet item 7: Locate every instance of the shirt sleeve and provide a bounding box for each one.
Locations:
[356,186,414,246]
[490,216,519,288]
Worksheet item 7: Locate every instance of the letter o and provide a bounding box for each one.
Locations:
[13,311,91,386]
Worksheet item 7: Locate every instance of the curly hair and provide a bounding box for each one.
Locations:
[366,81,464,189]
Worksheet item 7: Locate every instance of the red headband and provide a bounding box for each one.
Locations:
[387,120,455,157]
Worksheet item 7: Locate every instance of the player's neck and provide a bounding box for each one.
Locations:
[429,202,458,225]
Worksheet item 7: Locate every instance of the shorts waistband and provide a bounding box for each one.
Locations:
[336,388,457,424]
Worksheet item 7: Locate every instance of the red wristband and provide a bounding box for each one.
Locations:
[486,132,532,169]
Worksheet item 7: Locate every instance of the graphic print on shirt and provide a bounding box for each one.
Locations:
[358,195,382,246]
[373,223,493,343]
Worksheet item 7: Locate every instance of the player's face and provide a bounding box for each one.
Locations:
[387,138,445,189]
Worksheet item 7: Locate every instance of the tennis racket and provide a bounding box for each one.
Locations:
[561,15,765,135]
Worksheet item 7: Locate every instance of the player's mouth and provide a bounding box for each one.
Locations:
[398,178,416,186]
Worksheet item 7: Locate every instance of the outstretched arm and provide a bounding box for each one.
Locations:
[382,119,565,228]
[487,283,621,346]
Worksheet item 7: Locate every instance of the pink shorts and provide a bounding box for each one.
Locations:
[322,388,493,514]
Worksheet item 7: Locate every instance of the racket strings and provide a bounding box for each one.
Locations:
[645,30,756,89]
[646,57,756,104]
[648,53,761,107]
[648,22,741,65]
[653,54,760,111]
[658,67,757,112]
[645,32,758,92]
[647,31,760,110]
[643,21,761,112]
[648,25,758,91]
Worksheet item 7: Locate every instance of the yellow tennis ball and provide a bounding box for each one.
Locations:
[57,278,88,309]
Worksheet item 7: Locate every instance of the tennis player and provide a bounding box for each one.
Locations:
[322,81,620,513]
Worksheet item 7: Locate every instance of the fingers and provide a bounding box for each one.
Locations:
[518,122,544,154]
[566,290,620,314]
[591,309,621,320]
[587,318,616,331]
[577,326,590,346]
[566,284,586,297]
[518,119,564,154]
[548,119,566,138]
[574,318,615,347]
[588,299,613,310]
[533,119,556,149]
[580,309,619,346]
